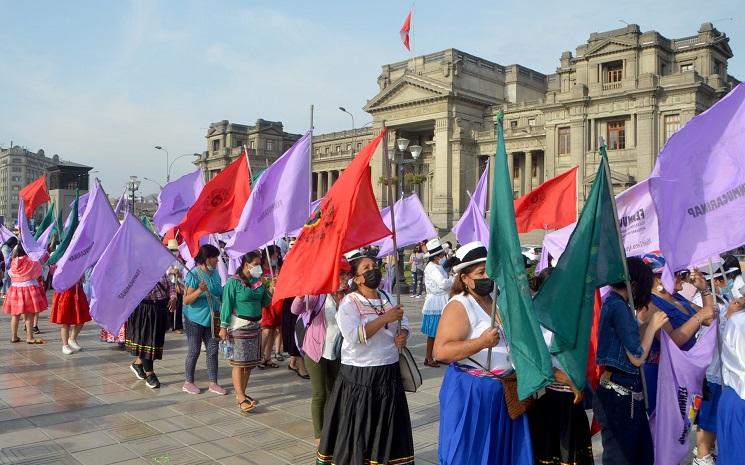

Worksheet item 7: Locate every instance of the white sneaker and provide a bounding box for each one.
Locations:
[68,339,82,352]
[693,454,717,465]
[62,345,75,355]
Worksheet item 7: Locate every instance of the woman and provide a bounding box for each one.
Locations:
[259,246,283,368]
[3,243,47,344]
[316,250,413,465]
[593,257,669,465]
[167,239,185,334]
[50,277,91,355]
[1,236,17,297]
[181,244,226,395]
[409,243,426,298]
[528,267,593,465]
[126,272,177,389]
[421,238,452,367]
[219,251,271,414]
[641,252,715,414]
[292,258,350,446]
[723,254,744,298]
[715,295,745,465]
[282,294,308,379]
[433,241,532,465]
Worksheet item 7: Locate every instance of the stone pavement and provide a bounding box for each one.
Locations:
[0,295,604,465]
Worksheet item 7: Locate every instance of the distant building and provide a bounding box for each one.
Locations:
[47,158,93,222]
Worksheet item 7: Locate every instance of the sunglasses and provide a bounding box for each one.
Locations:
[675,270,691,280]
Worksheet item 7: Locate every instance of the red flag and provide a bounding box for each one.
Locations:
[400,10,412,50]
[513,166,578,233]
[18,175,50,218]
[588,289,603,435]
[178,151,251,255]
[273,130,391,302]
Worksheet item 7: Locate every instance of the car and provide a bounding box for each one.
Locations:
[521,245,542,264]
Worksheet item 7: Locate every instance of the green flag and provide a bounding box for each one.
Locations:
[486,113,553,400]
[34,202,56,239]
[532,146,627,389]
[48,194,79,266]
[140,216,158,236]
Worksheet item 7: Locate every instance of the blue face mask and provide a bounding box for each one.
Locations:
[722,280,734,300]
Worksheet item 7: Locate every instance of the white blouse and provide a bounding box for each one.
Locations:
[336,291,409,367]
[447,293,512,372]
[422,262,453,315]
[322,296,341,361]
[721,311,745,400]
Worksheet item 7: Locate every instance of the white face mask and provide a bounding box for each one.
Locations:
[249,265,263,279]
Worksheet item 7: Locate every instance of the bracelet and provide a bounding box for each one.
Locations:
[700,289,712,297]
[692,314,703,326]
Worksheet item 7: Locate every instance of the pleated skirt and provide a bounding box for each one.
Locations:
[125,299,168,360]
[716,386,745,465]
[317,363,415,465]
[50,283,91,325]
[439,363,534,465]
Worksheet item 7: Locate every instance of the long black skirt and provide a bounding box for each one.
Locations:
[317,363,414,465]
[125,299,168,361]
[528,388,594,465]
[281,298,301,357]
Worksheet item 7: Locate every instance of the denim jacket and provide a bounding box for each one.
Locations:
[596,291,644,375]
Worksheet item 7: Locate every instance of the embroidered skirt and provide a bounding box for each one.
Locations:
[439,363,534,465]
[50,283,91,325]
[2,282,47,315]
[229,321,262,368]
[317,363,414,465]
[125,299,168,360]
[528,388,594,465]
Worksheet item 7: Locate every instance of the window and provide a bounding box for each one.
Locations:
[265,140,273,151]
[356,142,362,150]
[604,61,623,82]
[513,164,519,180]
[664,114,681,142]
[212,139,220,152]
[680,62,693,72]
[11,167,21,172]
[249,141,255,149]
[558,127,571,155]
[528,118,536,127]
[607,121,626,150]
[510,120,518,129]
[335,145,341,153]
[346,144,351,151]
[324,147,329,154]
[11,176,19,182]
[315,148,320,155]
[236,140,245,148]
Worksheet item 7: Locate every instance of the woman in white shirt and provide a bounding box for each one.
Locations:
[434,241,534,465]
[316,250,414,465]
[421,238,452,367]
[715,297,745,465]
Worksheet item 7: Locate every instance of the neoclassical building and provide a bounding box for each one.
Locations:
[196,22,737,233]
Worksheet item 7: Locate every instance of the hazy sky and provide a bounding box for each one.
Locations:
[1,0,741,195]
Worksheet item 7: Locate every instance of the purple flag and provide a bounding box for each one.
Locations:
[539,179,659,269]
[52,182,120,291]
[113,188,128,216]
[472,159,489,213]
[650,83,745,290]
[452,192,490,246]
[89,213,176,334]
[650,326,716,465]
[226,132,311,258]
[373,193,436,258]
[18,199,50,261]
[0,224,14,244]
[288,198,322,237]
[153,168,204,235]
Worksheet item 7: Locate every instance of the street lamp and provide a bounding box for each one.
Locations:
[154,146,170,182]
[168,153,199,181]
[142,177,164,190]
[338,107,355,132]
[127,176,141,216]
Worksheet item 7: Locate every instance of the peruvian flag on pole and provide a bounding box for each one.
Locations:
[400,9,412,51]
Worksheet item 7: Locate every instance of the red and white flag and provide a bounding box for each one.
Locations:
[400,10,412,51]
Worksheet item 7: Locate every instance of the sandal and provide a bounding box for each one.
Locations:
[274,353,285,362]
[257,361,268,370]
[424,359,440,368]
[267,361,279,368]
[10,337,20,343]
[288,365,298,373]
[296,371,310,380]
[26,339,44,345]
[238,398,257,414]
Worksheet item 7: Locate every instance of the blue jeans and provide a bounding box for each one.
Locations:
[411,270,423,295]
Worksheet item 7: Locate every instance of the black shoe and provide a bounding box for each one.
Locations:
[33,326,41,334]
[145,373,160,389]
[130,363,146,380]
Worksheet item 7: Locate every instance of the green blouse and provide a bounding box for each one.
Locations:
[220,276,271,328]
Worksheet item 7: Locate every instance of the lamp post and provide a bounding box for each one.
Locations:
[338,107,355,132]
[168,153,198,181]
[154,146,169,182]
[127,176,141,216]
[142,177,164,190]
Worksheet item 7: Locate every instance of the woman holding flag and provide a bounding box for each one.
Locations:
[433,241,533,465]
[3,243,47,344]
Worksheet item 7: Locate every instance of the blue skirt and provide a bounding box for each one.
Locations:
[421,314,441,338]
[439,364,534,465]
[697,381,722,432]
[716,386,745,465]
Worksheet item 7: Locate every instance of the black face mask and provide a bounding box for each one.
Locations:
[471,278,495,296]
[360,268,383,289]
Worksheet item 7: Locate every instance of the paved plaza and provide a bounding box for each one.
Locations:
[0,295,605,465]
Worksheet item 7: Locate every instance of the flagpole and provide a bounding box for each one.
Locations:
[598,136,649,411]
[712,257,726,383]
[486,114,504,370]
[307,104,314,315]
[383,123,402,334]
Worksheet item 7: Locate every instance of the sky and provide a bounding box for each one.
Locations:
[1,0,742,196]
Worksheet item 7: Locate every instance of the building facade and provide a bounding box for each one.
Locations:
[0,146,55,224]
[197,23,738,235]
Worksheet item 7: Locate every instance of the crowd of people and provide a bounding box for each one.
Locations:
[2,225,745,465]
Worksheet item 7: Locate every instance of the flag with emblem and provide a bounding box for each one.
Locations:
[272,130,391,302]
[178,152,250,255]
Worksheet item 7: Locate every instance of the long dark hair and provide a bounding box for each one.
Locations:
[194,244,219,265]
[348,255,375,293]
[3,236,18,249]
[611,257,654,309]
[723,254,742,277]
[238,251,262,281]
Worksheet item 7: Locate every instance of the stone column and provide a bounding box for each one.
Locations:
[431,117,453,230]
[524,151,533,194]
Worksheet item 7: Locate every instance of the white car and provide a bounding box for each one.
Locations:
[521,245,542,264]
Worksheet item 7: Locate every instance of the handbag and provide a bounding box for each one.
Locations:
[497,372,534,420]
[398,346,422,393]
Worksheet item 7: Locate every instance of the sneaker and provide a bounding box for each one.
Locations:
[145,373,160,389]
[130,363,146,380]
[182,382,200,395]
[208,382,227,395]
[693,455,716,465]
[33,326,41,334]
[68,339,82,352]
[62,345,75,355]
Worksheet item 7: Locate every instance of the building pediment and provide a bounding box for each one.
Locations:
[584,39,636,58]
[364,74,452,113]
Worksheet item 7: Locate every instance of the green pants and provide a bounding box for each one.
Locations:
[305,355,341,438]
